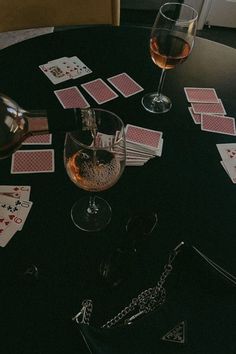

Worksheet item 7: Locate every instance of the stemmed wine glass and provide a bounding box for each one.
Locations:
[64,109,126,232]
[142,2,198,114]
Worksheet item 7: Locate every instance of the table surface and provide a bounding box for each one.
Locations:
[0,25,236,353]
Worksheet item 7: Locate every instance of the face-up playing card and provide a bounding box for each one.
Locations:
[201,114,236,136]
[191,100,226,115]
[39,57,70,84]
[184,87,219,103]
[107,73,144,97]
[216,143,236,161]
[188,107,201,124]
[11,149,55,174]
[221,159,236,184]
[54,86,90,109]
[0,185,31,200]
[81,79,118,104]
[125,124,162,152]
[22,134,52,145]
[68,56,92,79]
[0,195,33,229]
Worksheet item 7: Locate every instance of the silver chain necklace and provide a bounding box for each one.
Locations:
[72,241,184,328]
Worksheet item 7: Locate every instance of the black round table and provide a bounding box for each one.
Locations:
[0,26,235,354]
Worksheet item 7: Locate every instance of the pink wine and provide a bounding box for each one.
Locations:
[150,32,191,70]
[66,150,123,192]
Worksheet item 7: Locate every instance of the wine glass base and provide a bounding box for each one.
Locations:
[142,93,172,114]
[71,196,112,232]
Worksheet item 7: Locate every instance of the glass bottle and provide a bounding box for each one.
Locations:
[0,93,93,159]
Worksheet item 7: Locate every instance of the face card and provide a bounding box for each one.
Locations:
[191,100,226,115]
[184,87,219,103]
[216,143,236,161]
[11,149,55,174]
[54,86,90,109]
[107,73,144,97]
[81,79,118,104]
[39,62,69,84]
[188,107,201,124]
[0,185,31,200]
[125,124,162,151]
[201,114,236,136]
[221,159,236,184]
[22,134,52,145]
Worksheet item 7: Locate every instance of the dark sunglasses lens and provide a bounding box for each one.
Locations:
[126,212,158,236]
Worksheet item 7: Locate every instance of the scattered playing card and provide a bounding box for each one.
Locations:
[22,134,52,145]
[0,187,33,246]
[54,86,90,108]
[188,107,201,124]
[201,114,236,136]
[11,149,55,174]
[39,56,92,84]
[0,185,31,200]
[184,87,219,103]
[107,73,144,97]
[81,79,118,104]
[191,100,226,115]
[216,143,236,161]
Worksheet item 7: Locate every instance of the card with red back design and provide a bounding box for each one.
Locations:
[54,86,90,109]
[107,73,144,97]
[125,124,163,155]
[184,87,219,103]
[22,134,52,145]
[191,100,226,115]
[81,79,118,104]
[201,114,236,136]
[188,107,201,124]
[11,149,55,174]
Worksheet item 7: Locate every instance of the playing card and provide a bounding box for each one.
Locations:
[107,73,144,97]
[125,124,162,153]
[0,185,31,200]
[216,143,236,161]
[39,58,70,84]
[184,87,219,103]
[54,86,90,109]
[22,134,52,145]
[221,159,236,184]
[191,100,226,115]
[0,220,19,247]
[81,79,118,104]
[68,56,92,79]
[188,107,201,124]
[11,149,55,174]
[201,114,236,136]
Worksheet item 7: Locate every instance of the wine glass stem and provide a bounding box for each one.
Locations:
[156,69,166,100]
[87,195,99,215]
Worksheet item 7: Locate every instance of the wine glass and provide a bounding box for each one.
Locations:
[64,108,126,232]
[142,2,198,114]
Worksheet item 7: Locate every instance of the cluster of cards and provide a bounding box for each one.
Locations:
[39,56,92,84]
[125,124,163,166]
[184,87,236,136]
[217,143,236,184]
[0,186,33,247]
[54,73,144,108]
[11,135,54,174]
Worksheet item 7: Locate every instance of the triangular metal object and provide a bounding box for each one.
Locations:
[161,321,186,344]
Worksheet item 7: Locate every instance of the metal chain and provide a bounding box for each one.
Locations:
[72,242,184,328]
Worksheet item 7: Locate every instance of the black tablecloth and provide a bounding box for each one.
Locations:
[0,26,235,353]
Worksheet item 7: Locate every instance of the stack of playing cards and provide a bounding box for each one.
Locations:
[39,56,92,84]
[0,186,33,247]
[217,143,236,184]
[125,124,163,166]
[184,87,236,136]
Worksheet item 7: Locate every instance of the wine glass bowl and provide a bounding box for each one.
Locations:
[142,2,198,114]
[64,109,126,232]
